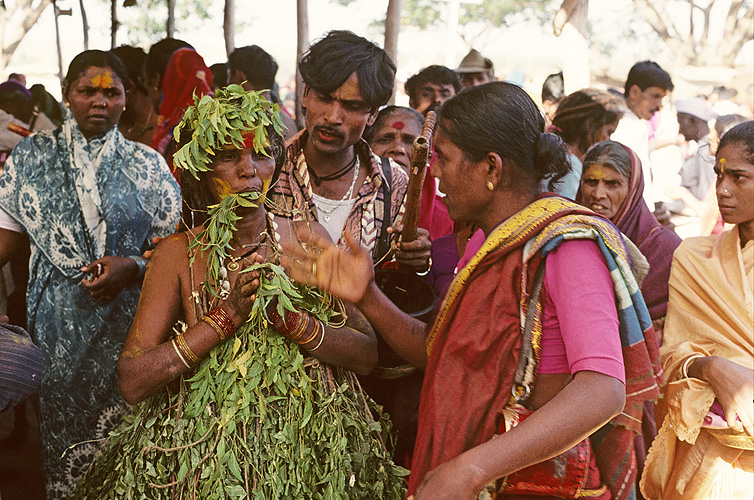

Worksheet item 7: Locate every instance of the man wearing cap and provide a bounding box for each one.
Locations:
[676,97,718,204]
[455,48,495,89]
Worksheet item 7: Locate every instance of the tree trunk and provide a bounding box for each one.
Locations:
[554,0,589,93]
[384,0,403,105]
[295,0,309,130]
[224,0,235,57]
[111,0,118,49]
[0,0,54,74]
[53,0,64,85]
[79,0,89,49]
[167,0,176,37]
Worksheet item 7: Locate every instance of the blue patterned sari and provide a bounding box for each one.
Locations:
[0,112,180,499]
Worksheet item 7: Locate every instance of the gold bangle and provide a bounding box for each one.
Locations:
[176,332,200,364]
[307,321,326,352]
[171,338,191,369]
[297,319,319,345]
[203,315,225,340]
[288,313,309,341]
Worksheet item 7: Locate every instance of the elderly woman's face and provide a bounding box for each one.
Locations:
[209,136,276,202]
[715,143,753,226]
[580,164,629,219]
[65,66,126,139]
[368,111,423,171]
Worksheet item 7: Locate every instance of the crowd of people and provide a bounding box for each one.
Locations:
[0,28,751,500]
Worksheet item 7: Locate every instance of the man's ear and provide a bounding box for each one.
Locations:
[366,108,379,126]
[627,84,642,101]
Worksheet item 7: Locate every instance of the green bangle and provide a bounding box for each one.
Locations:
[128,255,147,279]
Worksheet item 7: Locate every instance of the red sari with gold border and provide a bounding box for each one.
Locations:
[408,195,663,499]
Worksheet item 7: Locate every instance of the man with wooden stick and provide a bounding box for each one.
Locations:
[270,30,433,467]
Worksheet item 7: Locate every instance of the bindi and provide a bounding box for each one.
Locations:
[391,121,405,130]
[719,157,727,174]
[90,72,115,89]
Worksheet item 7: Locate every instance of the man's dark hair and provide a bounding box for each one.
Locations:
[145,38,193,86]
[112,45,147,93]
[299,30,396,111]
[210,63,228,89]
[404,65,462,101]
[541,71,564,103]
[624,60,674,94]
[228,45,278,90]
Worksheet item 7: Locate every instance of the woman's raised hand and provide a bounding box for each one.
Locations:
[281,229,374,305]
[223,253,264,326]
[81,256,141,299]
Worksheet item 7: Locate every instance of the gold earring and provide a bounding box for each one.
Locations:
[486,181,494,191]
[122,106,127,111]
[65,102,70,108]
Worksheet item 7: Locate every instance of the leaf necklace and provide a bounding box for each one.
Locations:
[313,155,360,223]
[307,151,358,186]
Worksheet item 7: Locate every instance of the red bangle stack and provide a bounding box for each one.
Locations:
[202,307,235,341]
[270,306,322,346]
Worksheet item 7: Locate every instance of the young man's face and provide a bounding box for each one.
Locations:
[302,72,377,156]
[627,85,668,120]
[409,82,456,116]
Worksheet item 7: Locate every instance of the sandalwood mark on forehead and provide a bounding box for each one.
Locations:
[586,166,609,180]
[90,72,115,89]
[719,157,727,174]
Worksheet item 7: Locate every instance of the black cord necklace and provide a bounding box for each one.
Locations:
[226,232,268,272]
[308,153,358,186]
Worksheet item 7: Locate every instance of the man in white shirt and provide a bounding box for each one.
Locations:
[612,61,674,208]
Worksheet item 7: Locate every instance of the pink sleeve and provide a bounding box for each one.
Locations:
[538,239,625,383]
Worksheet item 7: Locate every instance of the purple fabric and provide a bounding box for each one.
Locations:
[427,233,460,300]
[0,80,31,99]
[579,145,681,320]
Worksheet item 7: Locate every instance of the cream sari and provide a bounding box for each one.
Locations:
[641,226,753,499]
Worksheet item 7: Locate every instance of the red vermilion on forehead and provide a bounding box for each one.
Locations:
[242,132,256,149]
[391,121,405,130]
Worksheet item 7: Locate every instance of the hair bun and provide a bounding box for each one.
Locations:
[535,132,570,188]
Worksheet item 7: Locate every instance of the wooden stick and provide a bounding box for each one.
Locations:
[400,111,436,243]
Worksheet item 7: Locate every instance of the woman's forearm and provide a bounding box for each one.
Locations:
[118,319,228,404]
[456,371,626,492]
[356,281,429,370]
